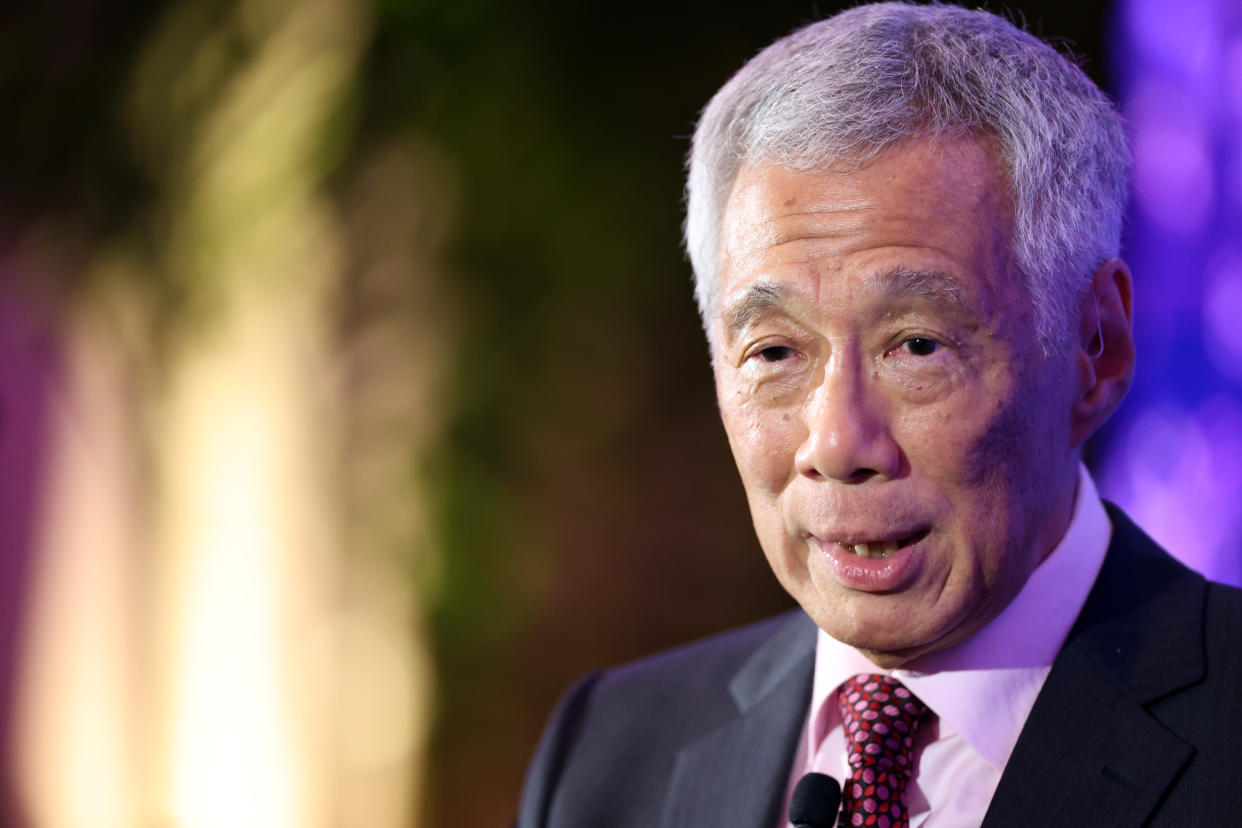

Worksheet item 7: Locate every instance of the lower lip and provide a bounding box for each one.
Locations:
[814,534,926,592]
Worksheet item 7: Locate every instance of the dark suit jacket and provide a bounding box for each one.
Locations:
[517,506,1242,827]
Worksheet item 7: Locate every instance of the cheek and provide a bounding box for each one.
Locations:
[965,366,1072,494]
[895,366,1026,487]
[719,398,803,494]
[889,402,983,485]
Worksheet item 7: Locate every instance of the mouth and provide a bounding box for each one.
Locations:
[836,529,930,559]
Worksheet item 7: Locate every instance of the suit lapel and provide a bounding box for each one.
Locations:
[982,506,1206,827]
[982,643,1194,826]
[660,612,816,828]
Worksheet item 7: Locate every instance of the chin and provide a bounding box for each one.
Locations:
[802,587,970,667]
[829,625,952,668]
[824,625,935,666]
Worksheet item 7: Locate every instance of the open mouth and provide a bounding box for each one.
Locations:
[837,529,929,559]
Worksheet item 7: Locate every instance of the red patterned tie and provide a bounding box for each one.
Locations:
[837,674,929,828]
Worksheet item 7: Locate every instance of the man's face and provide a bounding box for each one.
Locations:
[713,137,1082,667]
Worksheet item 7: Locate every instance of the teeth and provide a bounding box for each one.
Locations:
[840,540,901,558]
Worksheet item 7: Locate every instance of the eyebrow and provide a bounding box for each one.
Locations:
[719,266,972,346]
[721,281,784,344]
[872,266,970,316]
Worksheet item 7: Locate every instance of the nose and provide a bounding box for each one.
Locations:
[794,359,901,483]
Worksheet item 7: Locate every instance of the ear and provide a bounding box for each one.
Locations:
[1071,258,1135,447]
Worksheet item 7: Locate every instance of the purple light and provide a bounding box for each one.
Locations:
[1131,118,1214,237]
[1103,0,1242,584]
[1103,399,1242,581]
[1128,82,1214,237]
[1126,0,1218,83]
[1233,149,1242,210]
[1202,248,1242,385]
[1228,38,1242,119]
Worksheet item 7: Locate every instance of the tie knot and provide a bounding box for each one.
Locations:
[838,674,928,771]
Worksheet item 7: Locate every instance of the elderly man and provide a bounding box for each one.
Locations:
[517,4,1242,827]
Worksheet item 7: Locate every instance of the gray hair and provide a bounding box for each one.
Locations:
[685,2,1129,355]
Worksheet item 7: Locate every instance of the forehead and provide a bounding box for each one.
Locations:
[716,137,1017,326]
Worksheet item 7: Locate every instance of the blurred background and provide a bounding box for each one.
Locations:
[0,0,1238,825]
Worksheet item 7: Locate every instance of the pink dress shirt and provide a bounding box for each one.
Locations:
[782,466,1112,827]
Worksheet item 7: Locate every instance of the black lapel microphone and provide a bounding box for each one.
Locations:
[789,772,841,828]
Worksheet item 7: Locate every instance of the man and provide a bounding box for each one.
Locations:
[518,4,1242,826]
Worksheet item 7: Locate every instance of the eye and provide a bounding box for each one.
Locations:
[757,345,796,363]
[900,337,941,357]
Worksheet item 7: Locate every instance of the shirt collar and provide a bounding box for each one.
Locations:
[808,465,1112,770]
